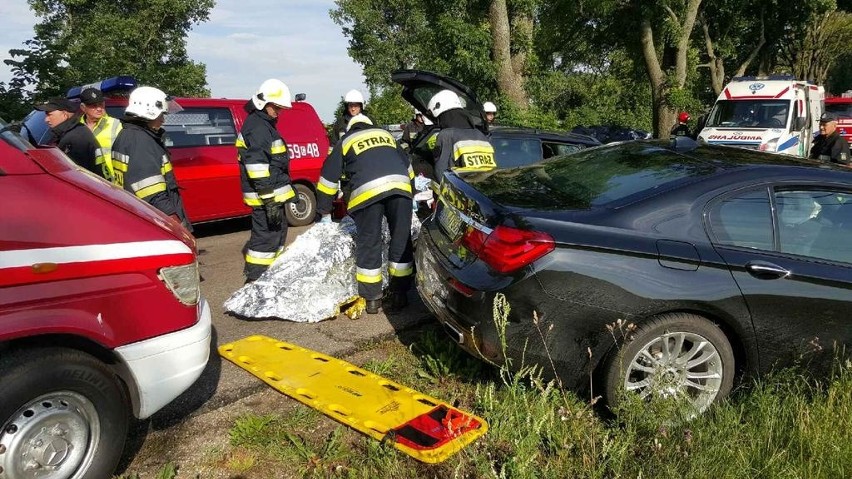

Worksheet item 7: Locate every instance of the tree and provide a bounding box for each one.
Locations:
[4,0,213,109]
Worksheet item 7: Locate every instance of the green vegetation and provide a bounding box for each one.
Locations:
[130,324,849,478]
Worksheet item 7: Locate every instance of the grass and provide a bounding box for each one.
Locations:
[116,306,851,478]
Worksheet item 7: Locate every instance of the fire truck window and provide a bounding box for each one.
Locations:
[162,108,236,147]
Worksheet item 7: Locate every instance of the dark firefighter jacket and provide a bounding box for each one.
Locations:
[316,123,414,215]
[111,120,189,225]
[53,115,99,176]
[433,127,496,175]
[236,102,295,206]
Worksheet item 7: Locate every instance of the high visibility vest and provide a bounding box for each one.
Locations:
[82,114,122,180]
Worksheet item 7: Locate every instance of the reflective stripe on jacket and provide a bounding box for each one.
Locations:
[317,126,413,214]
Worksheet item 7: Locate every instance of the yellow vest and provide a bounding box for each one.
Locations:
[82,114,122,180]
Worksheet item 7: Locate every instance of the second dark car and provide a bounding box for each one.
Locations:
[415,138,852,414]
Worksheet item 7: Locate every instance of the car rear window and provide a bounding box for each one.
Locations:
[471,142,719,210]
[493,137,541,168]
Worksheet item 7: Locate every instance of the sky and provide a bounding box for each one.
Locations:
[0,1,367,123]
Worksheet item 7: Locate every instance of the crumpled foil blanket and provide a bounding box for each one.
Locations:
[224,213,421,322]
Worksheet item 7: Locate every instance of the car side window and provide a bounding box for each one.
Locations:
[776,189,852,263]
[542,141,583,159]
[494,137,542,168]
[162,107,236,148]
[708,188,773,250]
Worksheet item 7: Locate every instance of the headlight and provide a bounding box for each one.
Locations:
[159,261,200,305]
[760,138,779,152]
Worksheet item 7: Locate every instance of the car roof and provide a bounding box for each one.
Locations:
[490,126,601,145]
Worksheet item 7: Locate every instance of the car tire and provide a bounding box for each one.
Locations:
[603,313,735,415]
[286,183,316,227]
[0,348,129,479]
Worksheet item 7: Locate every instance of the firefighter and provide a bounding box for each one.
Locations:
[35,97,99,176]
[329,89,368,147]
[316,114,415,314]
[483,101,497,126]
[671,112,692,137]
[399,109,425,152]
[79,87,122,180]
[237,79,297,282]
[428,89,496,175]
[111,86,192,231]
[809,112,851,166]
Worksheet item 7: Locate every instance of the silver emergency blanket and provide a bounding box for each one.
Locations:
[224,213,422,322]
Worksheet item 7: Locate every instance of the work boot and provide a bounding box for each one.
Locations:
[382,291,408,312]
[365,299,381,315]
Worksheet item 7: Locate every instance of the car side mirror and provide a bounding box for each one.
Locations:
[794,116,807,130]
[294,93,306,102]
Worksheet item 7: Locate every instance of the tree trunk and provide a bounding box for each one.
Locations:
[490,0,528,109]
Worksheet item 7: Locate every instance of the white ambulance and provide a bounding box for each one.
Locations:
[697,76,824,157]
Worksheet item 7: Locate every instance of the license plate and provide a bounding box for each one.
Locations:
[437,204,464,241]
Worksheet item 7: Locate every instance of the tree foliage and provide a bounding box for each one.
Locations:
[1,0,213,121]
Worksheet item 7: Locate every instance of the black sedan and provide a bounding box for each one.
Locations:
[415,138,852,414]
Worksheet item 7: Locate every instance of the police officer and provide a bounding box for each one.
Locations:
[236,79,296,282]
[428,89,496,175]
[671,112,692,137]
[35,97,99,176]
[111,86,191,230]
[399,109,425,152]
[79,87,122,180]
[329,89,367,147]
[809,112,851,166]
[316,114,415,314]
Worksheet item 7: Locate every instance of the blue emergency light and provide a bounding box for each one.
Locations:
[66,76,138,99]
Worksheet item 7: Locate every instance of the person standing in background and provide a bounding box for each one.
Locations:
[35,97,100,177]
[79,87,122,180]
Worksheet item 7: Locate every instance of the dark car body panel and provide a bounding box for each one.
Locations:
[416,140,852,393]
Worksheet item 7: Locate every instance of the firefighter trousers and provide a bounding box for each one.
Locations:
[350,195,414,300]
[244,206,288,281]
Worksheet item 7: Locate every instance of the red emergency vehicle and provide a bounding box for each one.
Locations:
[825,94,852,145]
[0,121,211,477]
[21,77,330,226]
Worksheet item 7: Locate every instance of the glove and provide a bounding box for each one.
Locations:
[262,197,283,228]
[319,214,332,224]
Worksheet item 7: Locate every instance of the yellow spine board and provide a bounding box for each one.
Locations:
[219,335,488,464]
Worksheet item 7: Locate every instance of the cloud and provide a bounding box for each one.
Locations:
[0,0,366,123]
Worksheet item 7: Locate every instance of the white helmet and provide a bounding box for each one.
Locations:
[346,113,373,132]
[126,86,170,120]
[253,79,292,110]
[427,89,463,118]
[483,101,497,113]
[344,89,365,105]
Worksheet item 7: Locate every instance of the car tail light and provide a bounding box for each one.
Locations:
[159,261,201,305]
[461,225,555,274]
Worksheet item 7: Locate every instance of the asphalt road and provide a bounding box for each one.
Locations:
[138,217,434,433]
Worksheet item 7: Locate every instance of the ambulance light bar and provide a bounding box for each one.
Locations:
[67,76,138,99]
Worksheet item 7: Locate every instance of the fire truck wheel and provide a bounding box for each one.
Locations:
[286,183,317,227]
[0,347,130,479]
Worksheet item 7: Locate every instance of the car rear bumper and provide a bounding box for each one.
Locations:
[115,298,212,419]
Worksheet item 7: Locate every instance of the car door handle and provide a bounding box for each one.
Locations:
[745,261,790,279]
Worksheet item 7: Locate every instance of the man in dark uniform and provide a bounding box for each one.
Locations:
[809,112,851,166]
[671,111,692,138]
[111,86,191,231]
[428,89,496,175]
[35,97,99,176]
[316,114,415,314]
[236,79,296,282]
[399,109,425,152]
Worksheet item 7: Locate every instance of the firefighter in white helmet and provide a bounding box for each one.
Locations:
[111,86,191,231]
[330,89,371,147]
[483,101,497,126]
[236,78,296,282]
[428,89,496,175]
